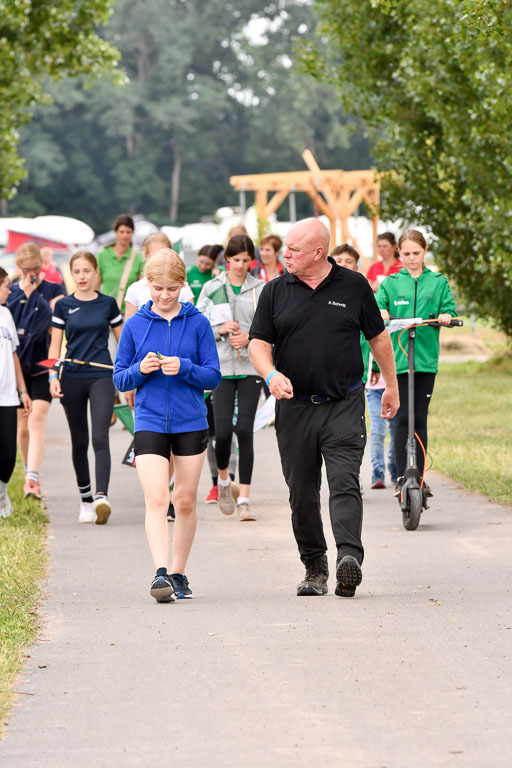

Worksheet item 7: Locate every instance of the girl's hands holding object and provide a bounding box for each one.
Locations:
[229,330,249,350]
[140,352,161,375]
[219,320,239,336]
[160,355,181,376]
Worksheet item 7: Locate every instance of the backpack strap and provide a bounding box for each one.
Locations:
[116,248,137,310]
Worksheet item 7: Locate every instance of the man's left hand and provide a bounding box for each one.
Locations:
[381,386,399,419]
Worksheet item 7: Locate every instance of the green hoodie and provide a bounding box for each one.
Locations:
[376,267,456,374]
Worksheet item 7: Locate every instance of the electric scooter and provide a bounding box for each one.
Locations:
[388,315,463,530]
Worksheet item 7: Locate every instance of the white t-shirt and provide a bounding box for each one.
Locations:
[0,305,20,406]
[124,278,194,309]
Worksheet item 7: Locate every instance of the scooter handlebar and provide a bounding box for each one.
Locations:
[388,315,463,328]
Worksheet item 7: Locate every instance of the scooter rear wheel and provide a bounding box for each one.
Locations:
[403,487,422,531]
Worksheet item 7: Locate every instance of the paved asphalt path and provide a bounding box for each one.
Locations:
[1,403,511,768]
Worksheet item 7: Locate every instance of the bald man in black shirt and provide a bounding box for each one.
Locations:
[249,218,399,598]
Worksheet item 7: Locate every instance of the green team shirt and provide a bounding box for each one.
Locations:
[187,265,215,304]
[376,267,457,374]
[96,246,144,311]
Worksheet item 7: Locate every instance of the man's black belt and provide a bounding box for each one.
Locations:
[295,381,362,404]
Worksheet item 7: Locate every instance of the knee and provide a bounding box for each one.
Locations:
[172,491,196,516]
[144,489,169,512]
[234,424,252,445]
[91,433,109,454]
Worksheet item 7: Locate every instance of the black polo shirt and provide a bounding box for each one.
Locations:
[249,258,385,398]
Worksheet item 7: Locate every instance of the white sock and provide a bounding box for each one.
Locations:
[26,470,39,483]
[0,480,7,493]
[237,496,249,505]
[218,476,230,487]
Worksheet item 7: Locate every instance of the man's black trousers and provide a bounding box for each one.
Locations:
[275,388,366,565]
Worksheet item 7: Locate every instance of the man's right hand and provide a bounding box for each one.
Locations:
[269,372,294,400]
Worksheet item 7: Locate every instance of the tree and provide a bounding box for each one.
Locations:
[0,0,122,201]
[10,0,371,230]
[302,0,512,336]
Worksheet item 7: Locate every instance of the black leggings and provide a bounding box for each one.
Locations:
[61,376,115,496]
[212,376,263,485]
[394,372,436,478]
[0,406,18,484]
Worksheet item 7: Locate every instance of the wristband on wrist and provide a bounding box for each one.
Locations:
[18,390,28,396]
[48,373,58,382]
[266,370,279,387]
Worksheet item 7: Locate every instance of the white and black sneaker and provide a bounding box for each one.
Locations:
[94,496,111,525]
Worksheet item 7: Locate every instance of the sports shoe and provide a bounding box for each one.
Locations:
[206,486,218,504]
[23,479,41,500]
[371,479,386,489]
[231,481,240,502]
[218,481,235,515]
[0,488,13,519]
[238,501,256,521]
[169,573,192,599]
[150,574,175,603]
[94,496,111,525]
[167,500,175,521]
[423,482,434,498]
[297,555,329,596]
[78,501,95,524]
[335,555,363,598]
[394,477,404,498]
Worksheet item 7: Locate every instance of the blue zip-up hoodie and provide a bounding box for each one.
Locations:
[113,301,221,434]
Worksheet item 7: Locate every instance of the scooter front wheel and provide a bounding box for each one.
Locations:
[403,487,422,531]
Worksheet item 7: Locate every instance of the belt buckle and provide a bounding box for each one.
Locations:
[310,394,323,404]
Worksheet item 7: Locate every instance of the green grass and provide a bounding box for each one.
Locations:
[429,354,512,505]
[0,460,47,735]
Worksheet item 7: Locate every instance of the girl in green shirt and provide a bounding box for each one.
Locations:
[376,229,456,493]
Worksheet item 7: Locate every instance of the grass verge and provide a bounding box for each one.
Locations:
[0,459,47,736]
[429,355,512,506]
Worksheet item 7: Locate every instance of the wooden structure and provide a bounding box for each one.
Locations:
[230,149,380,260]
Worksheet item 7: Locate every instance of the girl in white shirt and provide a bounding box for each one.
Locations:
[0,267,32,518]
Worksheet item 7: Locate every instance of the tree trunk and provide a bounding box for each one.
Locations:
[1,199,8,216]
[170,143,182,223]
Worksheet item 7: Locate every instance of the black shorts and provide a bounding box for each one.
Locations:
[18,374,52,407]
[134,429,209,459]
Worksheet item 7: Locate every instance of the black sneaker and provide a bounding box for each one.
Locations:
[167,500,175,521]
[169,573,192,599]
[335,555,362,598]
[422,482,434,498]
[297,555,329,596]
[150,574,175,603]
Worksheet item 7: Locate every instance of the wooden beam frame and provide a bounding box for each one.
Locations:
[229,150,381,259]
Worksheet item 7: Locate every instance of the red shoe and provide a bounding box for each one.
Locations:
[206,486,218,504]
[371,480,386,490]
[23,479,42,499]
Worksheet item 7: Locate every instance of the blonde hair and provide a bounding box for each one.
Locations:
[143,232,172,257]
[16,242,42,266]
[398,229,427,251]
[144,248,186,284]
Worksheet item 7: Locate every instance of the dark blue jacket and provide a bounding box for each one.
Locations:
[113,301,221,434]
[7,283,55,377]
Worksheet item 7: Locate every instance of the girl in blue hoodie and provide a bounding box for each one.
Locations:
[114,249,221,602]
